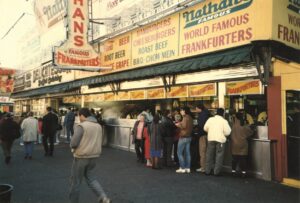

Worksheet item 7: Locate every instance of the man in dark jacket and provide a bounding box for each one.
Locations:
[0,112,21,164]
[64,107,75,143]
[42,107,59,156]
[161,110,177,167]
[195,104,210,173]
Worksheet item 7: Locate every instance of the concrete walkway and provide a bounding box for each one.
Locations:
[0,142,299,203]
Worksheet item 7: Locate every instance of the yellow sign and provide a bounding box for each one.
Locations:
[116,91,130,100]
[147,88,165,99]
[100,34,131,73]
[131,15,179,68]
[273,0,300,50]
[179,0,271,57]
[167,86,188,98]
[84,95,93,102]
[63,96,75,103]
[104,93,115,101]
[130,90,145,100]
[226,80,262,95]
[189,83,216,97]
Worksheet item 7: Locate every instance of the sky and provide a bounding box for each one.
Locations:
[0,0,35,69]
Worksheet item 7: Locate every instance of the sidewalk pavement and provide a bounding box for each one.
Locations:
[0,141,299,203]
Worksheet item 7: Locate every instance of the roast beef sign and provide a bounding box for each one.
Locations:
[53,0,108,71]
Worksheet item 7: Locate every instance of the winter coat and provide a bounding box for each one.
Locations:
[230,119,253,155]
[64,111,75,126]
[197,109,210,136]
[177,114,193,138]
[0,117,21,141]
[149,122,163,151]
[42,112,58,135]
[160,116,177,138]
[204,115,231,143]
[21,117,38,142]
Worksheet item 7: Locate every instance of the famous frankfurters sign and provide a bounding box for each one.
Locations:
[53,0,106,71]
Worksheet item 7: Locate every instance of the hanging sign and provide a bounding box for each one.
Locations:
[104,93,115,101]
[130,90,146,100]
[53,0,109,71]
[116,91,130,100]
[147,88,165,99]
[189,83,216,97]
[167,86,188,98]
[226,80,263,95]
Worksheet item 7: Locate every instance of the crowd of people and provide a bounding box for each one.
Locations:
[0,107,110,203]
[132,104,254,177]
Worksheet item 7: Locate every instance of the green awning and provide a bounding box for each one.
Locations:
[11,45,253,99]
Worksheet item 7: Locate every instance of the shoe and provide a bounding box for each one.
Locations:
[28,156,32,160]
[176,168,186,173]
[196,168,205,173]
[99,197,111,203]
[185,169,191,173]
[241,171,247,178]
[24,156,28,159]
[20,143,24,146]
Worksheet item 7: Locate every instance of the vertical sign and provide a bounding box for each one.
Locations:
[53,0,102,71]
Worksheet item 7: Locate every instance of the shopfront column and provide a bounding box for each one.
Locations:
[267,76,287,182]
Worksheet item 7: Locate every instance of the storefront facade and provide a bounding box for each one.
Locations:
[11,0,299,183]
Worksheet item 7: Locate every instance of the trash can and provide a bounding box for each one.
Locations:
[0,184,13,203]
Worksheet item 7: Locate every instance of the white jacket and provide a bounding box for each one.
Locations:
[21,117,38,142]
[204,115,231,143]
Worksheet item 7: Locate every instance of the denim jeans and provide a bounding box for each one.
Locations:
[24,142,34,157]
[177,137,192,169]
[69,158,107,203]
[66,124,74,142]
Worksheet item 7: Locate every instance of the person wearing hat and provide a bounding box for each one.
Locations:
[0,112,21,164]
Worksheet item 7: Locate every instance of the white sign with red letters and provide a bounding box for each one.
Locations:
[53,0,105,71]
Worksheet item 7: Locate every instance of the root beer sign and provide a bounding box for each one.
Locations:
[53,0,101,71]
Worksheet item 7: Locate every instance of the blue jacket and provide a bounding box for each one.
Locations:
[197,109,210,136]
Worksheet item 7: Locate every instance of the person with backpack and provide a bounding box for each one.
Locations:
[0,112,21,164]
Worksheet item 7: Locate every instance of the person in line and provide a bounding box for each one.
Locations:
[18,112,27,146]
[69,108,111,203]
[204,108,231,176]
[53,109,61,145]
[0,113,21,164]
[21,112,38,159]
[132,114,148,163]
[143,121,152,167]
[37,118,43,144]
[172,108,182,165]
[231,113,253,177]
[175,107,194,173]
[149,114,163,169]
[195,104,211,173]
[42,107,59,156]
[64,107,75,143]
[161,109,176,167]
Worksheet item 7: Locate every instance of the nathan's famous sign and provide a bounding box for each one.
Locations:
[53,0,109,71]
[182,0,253,29]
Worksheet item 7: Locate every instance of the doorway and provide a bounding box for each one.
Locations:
[286,90,300,179]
